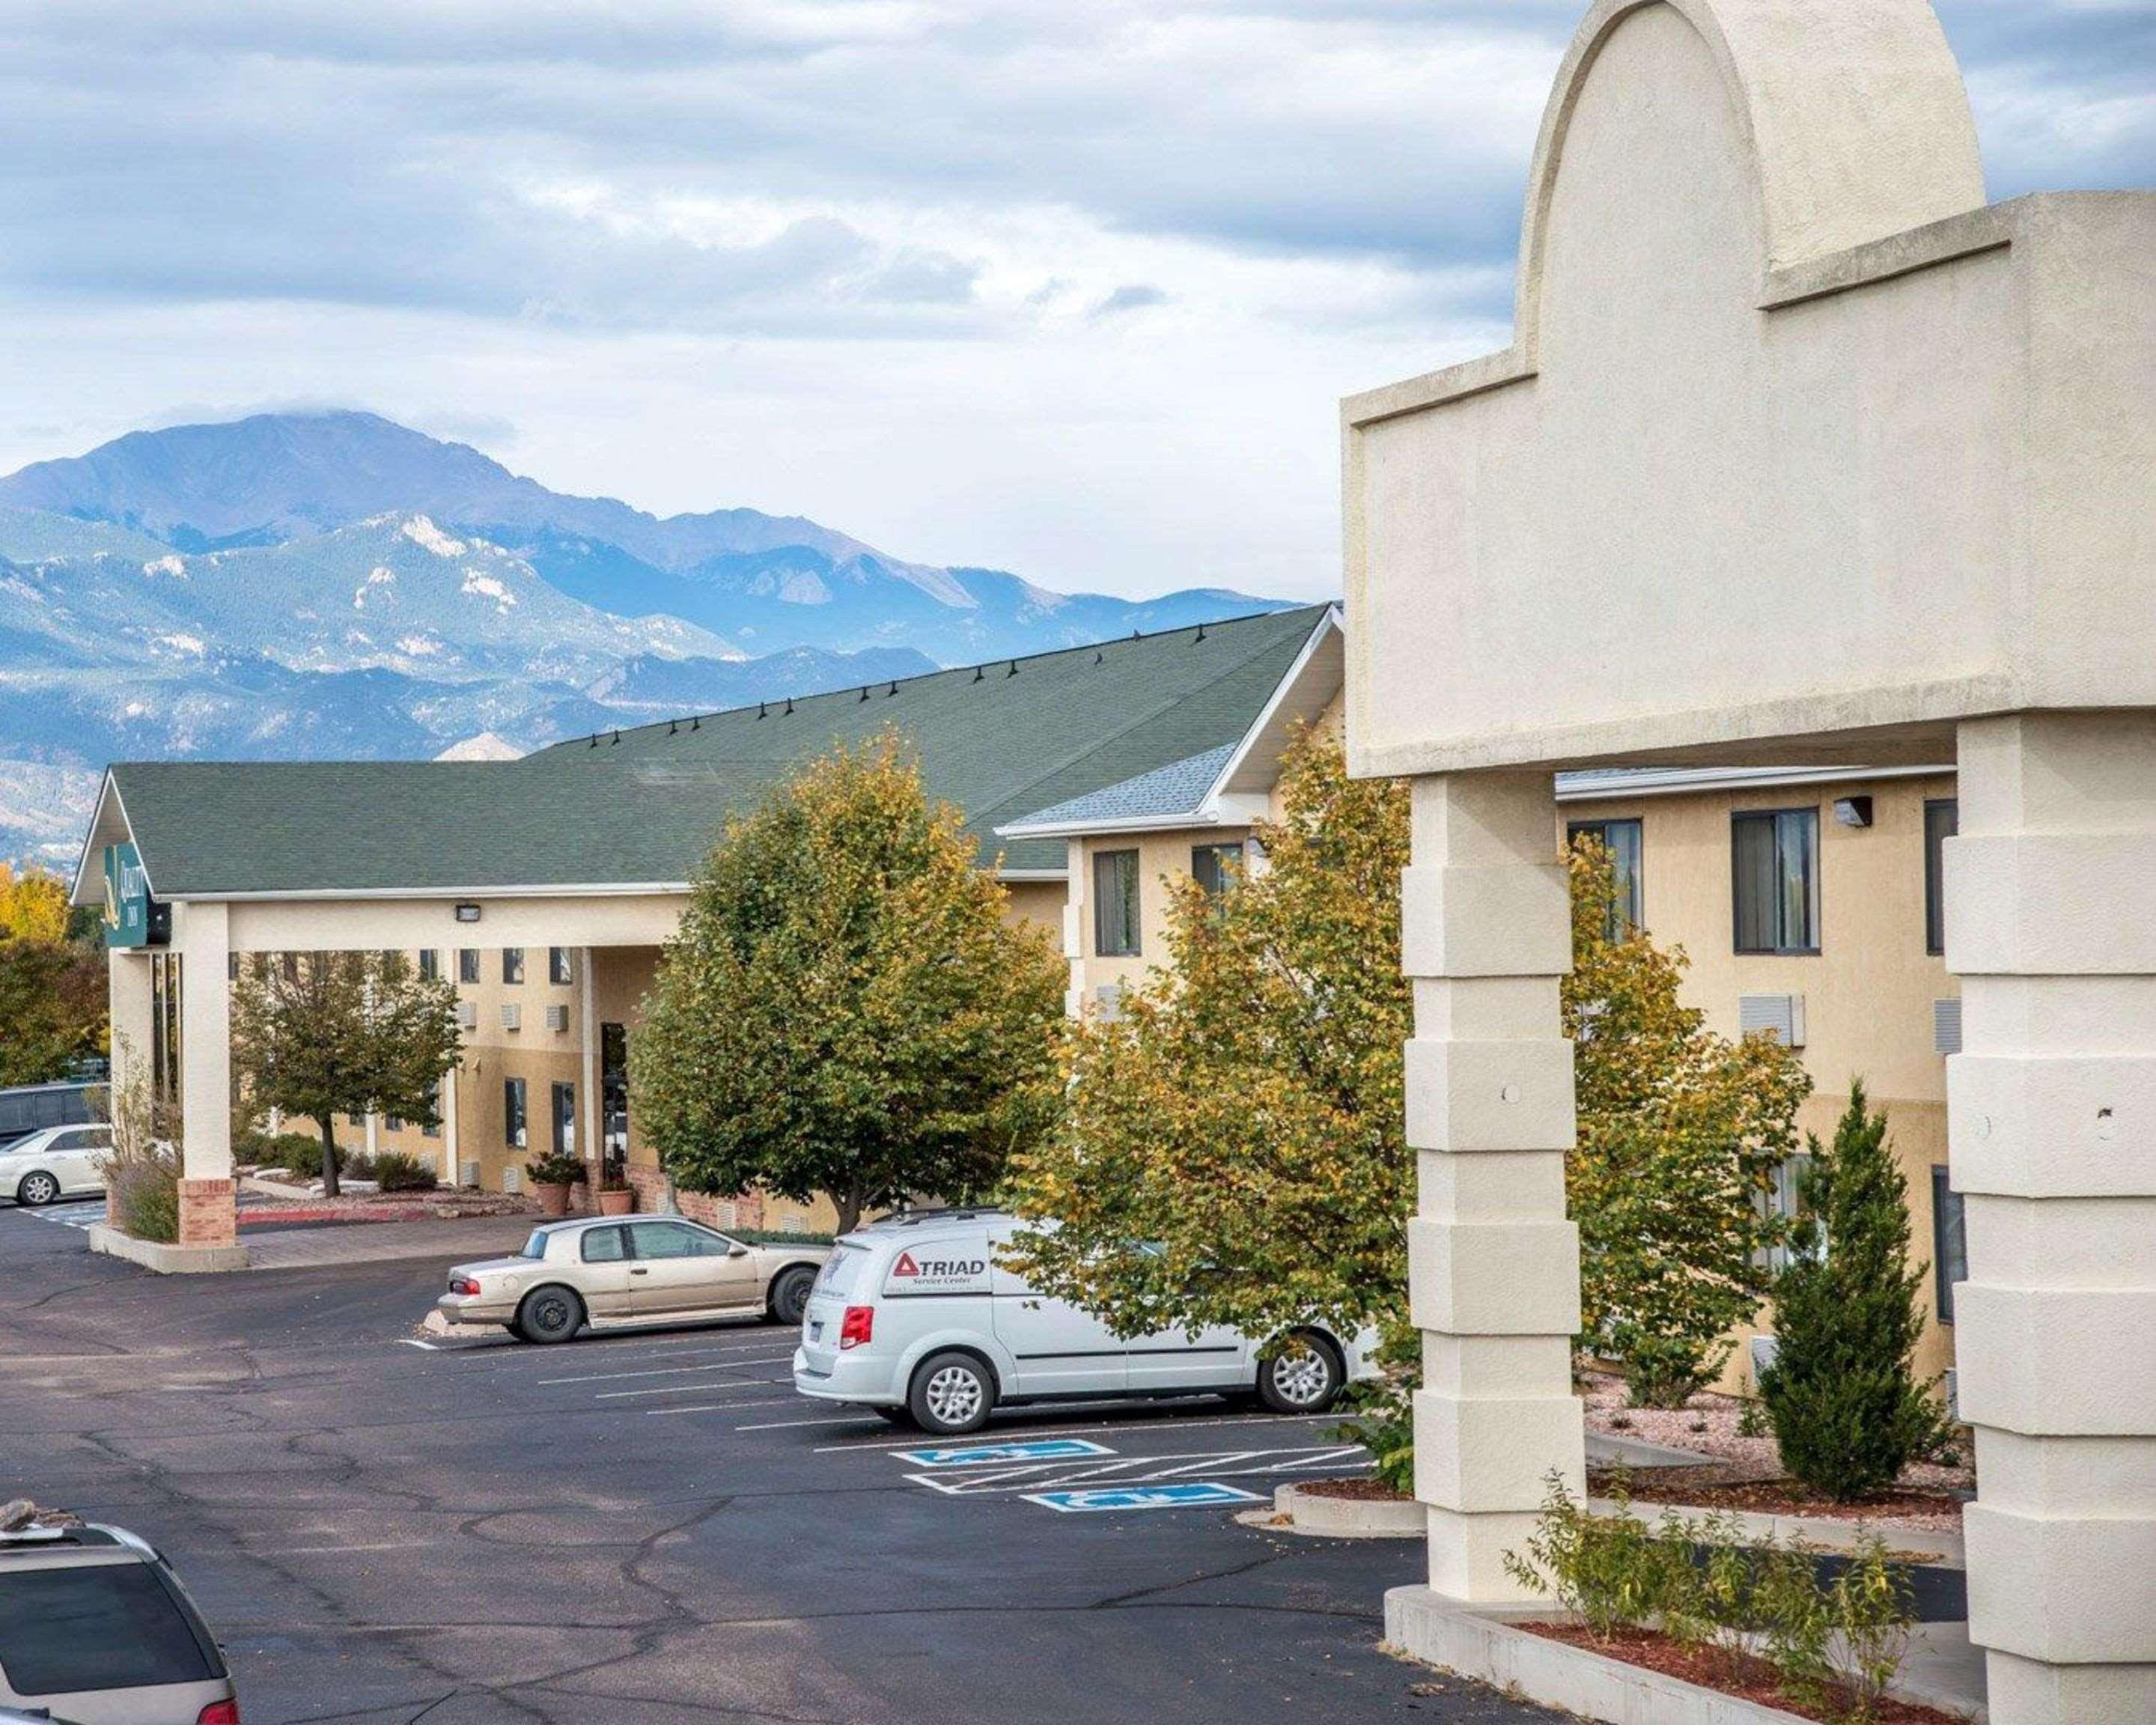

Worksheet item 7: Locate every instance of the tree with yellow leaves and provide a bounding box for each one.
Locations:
[0,862,108,1086]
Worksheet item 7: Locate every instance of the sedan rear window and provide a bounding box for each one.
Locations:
[0,1562,222,1694]
[815,1244,867,1297]
[520,1230,549,1260]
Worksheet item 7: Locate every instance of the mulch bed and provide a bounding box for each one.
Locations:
[1590,1466,1967,1525]
[1520,1623,1963,1723]
[1297,1476,1409,1502]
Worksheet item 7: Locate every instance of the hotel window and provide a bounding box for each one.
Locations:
[552,1082,576,1155]
[384,1114,404,1133]
[1757,1150,1813,1274]
[418,949,439,982]
[1931,1167,1967,1323]
[1567,818,1644,935]
[601,1022,630,1178]
[549,947,573,986]
[457,949,481,985]
[1093,849,1141,958]
[1925,799,1958,956]
[1191,842,1242,899]
[421,1080,442,1139]
[504,1077,527,1149]
[347,1111,365,1128]
[502,948,525,985]
[1732,809,1820,955]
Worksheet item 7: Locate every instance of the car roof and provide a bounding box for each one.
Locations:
[532,1214,716,1235]
[0,1523,146,1568]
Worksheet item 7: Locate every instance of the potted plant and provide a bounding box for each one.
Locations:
[524,1151,586,1217]
[597,1172,635,1216]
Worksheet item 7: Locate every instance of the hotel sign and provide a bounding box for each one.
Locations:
[103,842,167,947]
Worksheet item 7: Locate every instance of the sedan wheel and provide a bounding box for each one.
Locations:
[909,1351,995,1436]
[767,1266,816,1327]
[1257,1334,1342,1414]
[515,1286,584,1344]
[15,1172,60,1207]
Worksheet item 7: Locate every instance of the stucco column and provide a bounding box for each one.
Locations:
[1402,771,1583,1601]
[579,946,600,1181]
[106,949,153,1226]
[1062,838,1087,1019]
[1948,714,2156,1725]
[172,901,236,1249]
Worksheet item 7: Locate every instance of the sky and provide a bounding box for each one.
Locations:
[1,1,2150,603]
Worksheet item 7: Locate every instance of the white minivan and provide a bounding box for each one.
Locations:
[792,1208,1377,1435]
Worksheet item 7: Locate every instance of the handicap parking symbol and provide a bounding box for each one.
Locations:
[896,1438,1115,1468]
[1024,1482,1265,1513]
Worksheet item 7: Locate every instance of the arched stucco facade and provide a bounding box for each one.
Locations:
[1345,2,2154,1721]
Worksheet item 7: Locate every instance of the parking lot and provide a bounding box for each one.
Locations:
[0,1206,1559,1724]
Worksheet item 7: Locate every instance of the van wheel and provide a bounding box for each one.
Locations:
[1257,1332,1343,1414]
[909,1351,996,1435]
[15,1171,60,1207]
[514,1286,585,1344]
[767,1266,816,1327]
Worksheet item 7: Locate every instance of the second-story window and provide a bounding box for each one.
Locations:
[549,947,573,985]
[1925,798,1958,956]
[1732,808,1820,955]
[1093,849,1140,958]
[502,948,525,985]
[1567,818,1643,936]
[418,949,439,982]
[457,949,481,985]
[1191,842,1242,898]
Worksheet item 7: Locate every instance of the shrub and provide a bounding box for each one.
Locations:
[342,1149,379,1182]
[523,1151,586,1187]
[1330,1315,1418,1497]
[109,1150,180,1243]
[1759,1082,1950,1500]
[242,1130,344,1181]
[372,1151,438,1193]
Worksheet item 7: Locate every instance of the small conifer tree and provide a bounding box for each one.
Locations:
[1758,1081,1947,1500]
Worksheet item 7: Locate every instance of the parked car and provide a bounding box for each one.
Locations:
[0,1122,112,1207]
[792,1208,1378,1435]
[0,1081,107,1152]
[0,1509,238,1724]
[437,1216,831,1343]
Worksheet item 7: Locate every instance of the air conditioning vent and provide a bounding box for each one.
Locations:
[1093,982,1125,1023]
[460,1159,480,1189]
[456,1000,478,1030]
[1933,998,1964,1056]
[502,1166,522,1194]
[1738,994,1806,1048]
[545,1004,570,1033]
[500,1003,522,1032]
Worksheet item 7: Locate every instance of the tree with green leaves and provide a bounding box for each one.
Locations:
[0,863,109,1086]
[231,951,462,1196]
[1758,1082,1949,1500]
[1005,727,1413,1350]
[633,732,1065,1234]
[1565,839,1813,1407]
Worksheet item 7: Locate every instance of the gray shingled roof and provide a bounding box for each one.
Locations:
[103,605,1330,898]
[1002,743,1235,832]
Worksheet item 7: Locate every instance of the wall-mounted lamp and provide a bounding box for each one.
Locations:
[1833,796,1874,829]
[454,903,483,924]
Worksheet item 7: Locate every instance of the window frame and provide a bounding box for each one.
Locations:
[1092,848,1142,958]
[1567,817,1645,936]
[1190,842,1243,899]
[457,949,481,985]
[418,949,439,982]
[1924,797,1958,957]
[549,946,574,985]
[1730,806,1822,956]
[504,1077,527,1149]
[1931,1166,1967,1324]
[502,947,526,985]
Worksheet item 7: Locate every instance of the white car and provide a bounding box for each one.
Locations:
[0,1124,110,1208]
[792,1208,1377,1435]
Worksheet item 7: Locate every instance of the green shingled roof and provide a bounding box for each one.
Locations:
[104,605,1330,898]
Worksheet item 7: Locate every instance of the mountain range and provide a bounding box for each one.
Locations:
[0,411,1292,863]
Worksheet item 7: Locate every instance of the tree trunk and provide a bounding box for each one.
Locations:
[832,1190,862,1235]
[319,1116,341,1199]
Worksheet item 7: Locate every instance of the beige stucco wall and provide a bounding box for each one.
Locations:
[1065,828,1249,1011]
[1562,774,1961,1389]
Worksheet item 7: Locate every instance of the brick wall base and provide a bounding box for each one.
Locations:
[623,1165,768,1231]
[177,1178,238,1248]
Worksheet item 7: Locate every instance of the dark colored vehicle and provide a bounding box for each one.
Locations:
[0,1082,107,1151]
[0,1518,237,1723]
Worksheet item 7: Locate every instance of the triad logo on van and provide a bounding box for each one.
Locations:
[893,1252,919,1277]
[880,1249,991,1296]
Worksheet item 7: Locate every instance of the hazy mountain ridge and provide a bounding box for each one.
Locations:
[0,411,1294,862]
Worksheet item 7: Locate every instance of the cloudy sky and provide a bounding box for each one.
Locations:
[1,2,2149,601]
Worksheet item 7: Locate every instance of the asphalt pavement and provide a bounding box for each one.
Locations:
[0,1204,1562,1725]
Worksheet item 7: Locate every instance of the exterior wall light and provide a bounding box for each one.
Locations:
[1833,796,1874,828]
[455,903,482,924]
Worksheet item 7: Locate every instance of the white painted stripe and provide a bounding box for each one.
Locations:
[594,1378,789,1401]
[640,1398,796,1416]
[810,1411,1339,1455]
[538,1355,793,1387]
[399,1339,440,1351]
[735,1415,874,1431]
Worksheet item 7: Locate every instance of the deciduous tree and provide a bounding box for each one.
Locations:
[633,733,1065,1233]
[0,864,108,1086]
[231,951,461,1196]
[1565,840,1812,1407]
[1005,728,1413,1347]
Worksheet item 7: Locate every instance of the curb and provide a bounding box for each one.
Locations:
[87,1223,249,1275]
[1597,1496,1965,1567]
[1249,1482,1422,1539]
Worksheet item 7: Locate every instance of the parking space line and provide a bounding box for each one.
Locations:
[811,1411,1341,1455]
[595,1377,790,1401]
[736,1414,880,1431]
[538,1354,794,1387]
[642,1397,799,1416]
[901,1443,1368,1497]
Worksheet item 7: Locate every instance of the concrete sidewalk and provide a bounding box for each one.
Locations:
[240,1211,537,1271]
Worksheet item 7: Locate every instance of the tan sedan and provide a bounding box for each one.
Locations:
[437,1216,831,1343]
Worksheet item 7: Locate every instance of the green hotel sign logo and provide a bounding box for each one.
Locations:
[103,842,157,948]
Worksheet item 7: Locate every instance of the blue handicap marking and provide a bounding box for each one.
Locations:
[895,1438,1115,1468]
[1024,1482,1266,1513]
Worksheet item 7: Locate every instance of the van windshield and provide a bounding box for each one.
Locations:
[815,1244,867,1298]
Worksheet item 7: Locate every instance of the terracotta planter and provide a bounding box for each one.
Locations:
[597,1187,635,1216]
[533,1180,571,1217]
